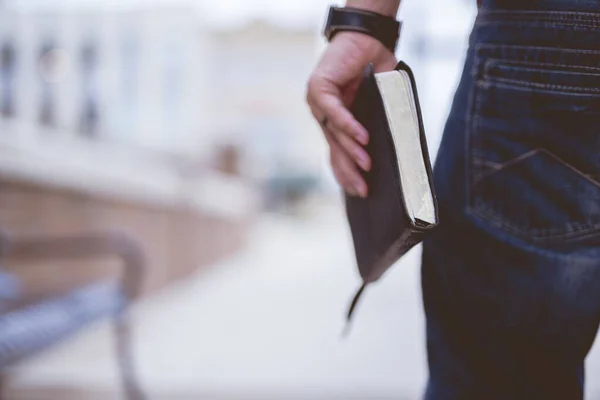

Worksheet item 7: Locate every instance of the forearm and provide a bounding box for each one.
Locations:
[345,0,401,17]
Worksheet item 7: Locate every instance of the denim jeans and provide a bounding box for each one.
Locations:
[422,1,600,399]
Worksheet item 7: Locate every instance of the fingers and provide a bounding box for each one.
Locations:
[307,74,370,197]
[324,130,368,198]
[328,124,371,172]
[308,96,371,173]
[307,76,369,145]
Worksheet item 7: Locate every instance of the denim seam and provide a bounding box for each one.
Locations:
[472,149,541,185]
[471,200,600,238]
[475,43,600,56]
[475,10,600,28]
[479,9,600,18]
[467,206,600,242]
[484,75,600,92]
[476,45,600,93]
[472,157,503,169]
[473,148,600,190]
[542,149,600,190]
[478,14,600,22]
[465,53,485,212]
[477,78,600,97]
[472,205,600,239]
[485,59,600,77]
[475,20,600,30]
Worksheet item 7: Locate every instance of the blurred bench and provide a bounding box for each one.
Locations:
[0,231,146,400]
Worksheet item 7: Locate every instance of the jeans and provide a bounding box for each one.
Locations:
[422,1,600,399]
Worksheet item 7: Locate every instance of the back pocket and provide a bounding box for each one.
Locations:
[467,44,600,245]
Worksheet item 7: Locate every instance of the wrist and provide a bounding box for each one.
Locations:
[333,31,390,55]
[345,0,400,17]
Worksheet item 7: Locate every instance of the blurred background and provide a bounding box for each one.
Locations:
[1,0,600,399]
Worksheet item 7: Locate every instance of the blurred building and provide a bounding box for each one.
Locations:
[208,19,327,210]
[209,19,323,176]
[0,4,210,153]
[0,3,258,297]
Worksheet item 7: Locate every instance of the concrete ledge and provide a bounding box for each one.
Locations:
[0,177,255,298]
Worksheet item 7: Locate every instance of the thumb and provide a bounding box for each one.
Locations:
[373,53,398,73]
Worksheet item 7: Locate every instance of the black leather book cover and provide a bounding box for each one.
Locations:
[344,61,438,320]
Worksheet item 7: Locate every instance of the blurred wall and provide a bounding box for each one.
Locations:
[208,20,325,182]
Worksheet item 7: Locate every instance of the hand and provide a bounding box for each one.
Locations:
[307,32,397,198]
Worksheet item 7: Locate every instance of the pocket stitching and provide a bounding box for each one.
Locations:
[477,78,600,97]
[476,21,600,31]
[467,56,600,242]
[468,205,600,242]
[472,157,503,169]
[477,9,600,28]
[542,149,600,190]
[482,58,600,95]
[473,148,600,190]
[474,44,600,95]
[485,59,600,74]
[471,205,600,240]
[475,11,600,30]
[475,43,600,57]
[481,75,600,94]
[472,149,542,186]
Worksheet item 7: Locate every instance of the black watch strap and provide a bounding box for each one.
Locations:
[324,6,401,53]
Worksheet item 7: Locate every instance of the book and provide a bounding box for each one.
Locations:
[344,61,439,324]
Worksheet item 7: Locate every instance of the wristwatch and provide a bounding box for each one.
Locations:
[323,6,401,53]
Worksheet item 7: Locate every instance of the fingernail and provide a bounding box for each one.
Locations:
[358,153,370,171]
[357,131,369,145]
[354,182,366,198]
